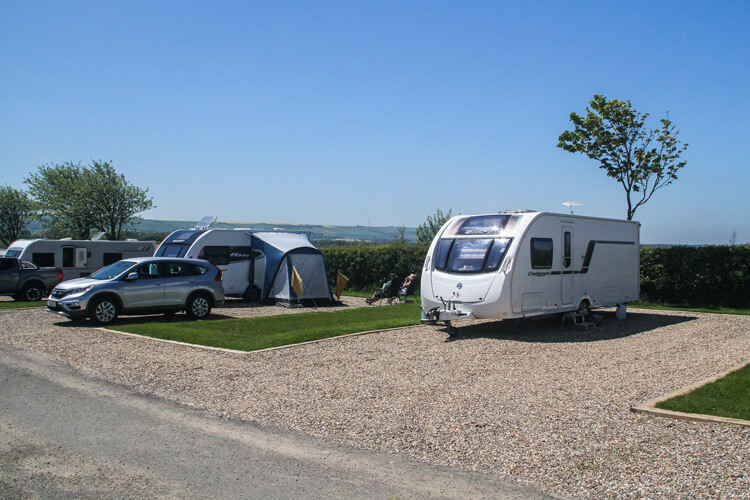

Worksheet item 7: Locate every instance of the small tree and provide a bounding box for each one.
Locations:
[394,225,407,245]
[87,161,154,240]
[558,94,688,220]
[0,186,33,246]
[25,161,154,240]
[416,208,452,245]
[25,162,96,239]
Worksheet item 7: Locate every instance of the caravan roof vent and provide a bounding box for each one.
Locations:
[498,209,536,214]
[195,216,218,230]
[91,231,105,241]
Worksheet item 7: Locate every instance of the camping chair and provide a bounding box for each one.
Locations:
[396,278,418,303]
[381,276,401,305]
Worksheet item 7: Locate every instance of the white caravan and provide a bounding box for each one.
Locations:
[154,229,258,299]
[4,239,156,282]
[421,211,639,327]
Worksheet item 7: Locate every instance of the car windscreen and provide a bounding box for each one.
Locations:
[435,238,512,273]
[90,260,136,280]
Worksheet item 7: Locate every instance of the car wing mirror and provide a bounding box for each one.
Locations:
[125,272,139,281]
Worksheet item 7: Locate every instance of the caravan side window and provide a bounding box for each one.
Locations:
[32,252,55,267]
[434,240,454,271]
[199,246,230,266]
[530,238,553,269]
[228,246,252,263]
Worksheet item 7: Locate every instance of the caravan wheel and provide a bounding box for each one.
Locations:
[577,300,591,318]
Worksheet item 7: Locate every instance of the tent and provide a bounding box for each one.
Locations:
[250,232,333,306]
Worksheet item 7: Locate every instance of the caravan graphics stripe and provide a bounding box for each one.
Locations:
[529,240,636,277]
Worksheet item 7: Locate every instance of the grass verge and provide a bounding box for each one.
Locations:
[0,300,48,310]
[109,301,422,352]
[630,301,750,316]
[656,363,750,421]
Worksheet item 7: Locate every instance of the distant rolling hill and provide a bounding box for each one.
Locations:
[130,218,418,243]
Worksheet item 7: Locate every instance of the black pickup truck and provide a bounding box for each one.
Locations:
[0,257,63,301]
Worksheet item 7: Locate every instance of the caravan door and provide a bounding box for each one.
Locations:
[561,226,574,306]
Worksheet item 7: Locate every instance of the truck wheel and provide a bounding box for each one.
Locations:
[90,297,119,325]
[186,293,211,320]
[19,283,44,301]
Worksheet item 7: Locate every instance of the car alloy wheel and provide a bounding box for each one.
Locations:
[187,294,211,320]
[92,299,118,325]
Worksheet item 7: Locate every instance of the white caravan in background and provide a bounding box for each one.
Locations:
[3,239,156,282]
[153,229,259,299]
[421,211,640,329]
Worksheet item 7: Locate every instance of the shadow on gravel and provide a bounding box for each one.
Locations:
[441,311,699,343]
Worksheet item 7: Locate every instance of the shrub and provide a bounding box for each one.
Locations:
[321,244,428,291]
[640,245,750,308]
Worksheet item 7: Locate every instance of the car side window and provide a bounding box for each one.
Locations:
[137,263,160,279]
[189,264,209,275]
[164,262,186,277]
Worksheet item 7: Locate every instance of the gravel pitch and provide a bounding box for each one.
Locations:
[1,299,749,499]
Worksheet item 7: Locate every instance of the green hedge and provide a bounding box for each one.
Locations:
[640,245,750,308]
[322,243,750,308]
[320,244,428,291]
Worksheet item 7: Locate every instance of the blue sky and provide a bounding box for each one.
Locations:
[2,1,748,244]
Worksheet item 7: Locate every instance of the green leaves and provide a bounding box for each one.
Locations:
[558,94,688,220]
[0,185,33,246]
[416,208,452,245]
[24,161,154,240]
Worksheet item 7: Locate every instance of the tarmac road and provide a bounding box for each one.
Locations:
[0,343,554,499]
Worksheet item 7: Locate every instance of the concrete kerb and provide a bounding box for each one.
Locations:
[95,324,416,356]
[630,361,750,428]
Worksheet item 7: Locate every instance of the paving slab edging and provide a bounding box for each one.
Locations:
[95,324,418,356]
[630,361,750,428]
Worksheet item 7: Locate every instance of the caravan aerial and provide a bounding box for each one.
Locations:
[421,210,640,332]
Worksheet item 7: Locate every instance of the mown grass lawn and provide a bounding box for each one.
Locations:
[109,301,422,352]
[656,363,750,421]
[0,300,47,310]
[631,301,750,316]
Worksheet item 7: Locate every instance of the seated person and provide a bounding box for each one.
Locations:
[366,273,398,304]
[398,274,416,296]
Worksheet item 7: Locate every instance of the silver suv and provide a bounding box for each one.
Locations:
[47,257,225,324]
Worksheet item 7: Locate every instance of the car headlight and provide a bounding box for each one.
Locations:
[64,285,94,295]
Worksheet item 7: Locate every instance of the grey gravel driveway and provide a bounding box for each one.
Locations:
[1,299,749,498]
